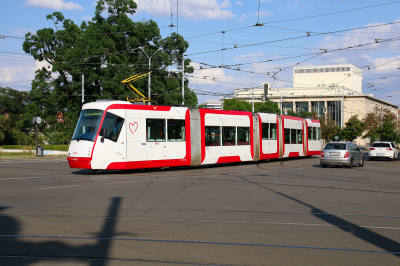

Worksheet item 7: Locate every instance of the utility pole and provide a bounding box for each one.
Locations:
[139,47,163,105]
[82,74,84,103]
[182,57,184,105]
[252,72,254,112]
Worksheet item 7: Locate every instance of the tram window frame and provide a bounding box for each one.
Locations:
[318,127,321,140]
[222,126,236,146]
[146,118,166,142]
[308,126,312,140]
[290,129,297,144]
[237,127,250,145]
[261,123,269,140]
[312,127,318,140]
[297,129,303,144]
[270,123,277,140]
[99,112,124,143]
[205,126,221,146]
[167,119,185,142]
[284,128,291,144]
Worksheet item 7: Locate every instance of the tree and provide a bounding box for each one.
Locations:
[0,115,6,143]
[362,111,381,143]
[381,116,398,142]
[223,98,280,113]
[342,115,365,141]
[23,0,197,143]
[0,87,36,145]
[363,107,398,143]
[320,114,339,142]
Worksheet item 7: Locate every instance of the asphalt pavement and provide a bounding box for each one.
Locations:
[0,155,399,265]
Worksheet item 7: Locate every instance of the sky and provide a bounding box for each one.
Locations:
[1,0,400,106]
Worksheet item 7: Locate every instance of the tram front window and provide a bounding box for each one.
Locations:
[72,109,104,142]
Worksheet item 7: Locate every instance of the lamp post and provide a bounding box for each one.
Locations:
[318,88,333,118]
[139,47,163,105]
[351,98,365,117]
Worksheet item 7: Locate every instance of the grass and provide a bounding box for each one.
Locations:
[0,151,67,159]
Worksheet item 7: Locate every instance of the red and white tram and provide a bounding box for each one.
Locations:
[67,100,321,171]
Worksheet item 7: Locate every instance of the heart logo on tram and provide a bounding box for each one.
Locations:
[129,122,138,134]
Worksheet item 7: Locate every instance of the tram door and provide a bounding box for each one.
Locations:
[92,110,126,169]
[126,115,146,164]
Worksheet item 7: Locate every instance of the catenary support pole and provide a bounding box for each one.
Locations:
[252,72,254,112]
[182,57,184,105]
[82,74,84,103]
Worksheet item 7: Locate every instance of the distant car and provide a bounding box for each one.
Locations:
[320,142,364,168]
[369,142,398,161]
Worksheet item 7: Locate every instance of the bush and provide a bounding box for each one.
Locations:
[1,145,69,151]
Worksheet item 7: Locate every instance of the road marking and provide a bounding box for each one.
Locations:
[40,185,80,190]
[0,176,53,181]
[1,234,399,255]
[0,160,66,164]
[105,180,136,185]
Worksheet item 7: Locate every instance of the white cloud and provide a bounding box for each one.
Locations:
[0,60,51,91]
[234,52,267,61]
[258,10,272,18]
[81,16,92,21]
[8,29,35,37]
[26,0,84,11]
[134,0,235,21]
[236,1,243,5]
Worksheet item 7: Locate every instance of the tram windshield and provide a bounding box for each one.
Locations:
[72,109,104,142]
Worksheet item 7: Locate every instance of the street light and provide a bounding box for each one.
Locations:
[139,47,163,105]
[351,99,365,117]
[318,88,333,118]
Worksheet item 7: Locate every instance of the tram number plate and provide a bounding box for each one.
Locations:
[329,152,339,156]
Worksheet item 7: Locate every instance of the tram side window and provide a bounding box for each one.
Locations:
[238,127,250,145]
[146,119,165,142]
[290,129,297,144]
[222,127,236,146]
[270,123,277,140]
[297,129,303,144]
[284,128,290,144]
[262,123,269,140]
[308,126,312,140]
[167,119,185,141]
[205,126,220,146]
[99,112,124,142]
[318,127,321,140]
[313,127,318,140]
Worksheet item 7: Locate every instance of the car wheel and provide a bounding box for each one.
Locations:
[368,156,373,161]
[348,158,353,168]
[360,156,364,167]
[320,164,327,168]
[391,156,395,161]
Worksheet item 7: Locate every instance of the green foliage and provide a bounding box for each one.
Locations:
[320,114,339,142]
[1,145,68,150]
[381,116,398,142]
[342,115,365,141]
[0,87,36,145]
[223,98,280,113]
[21,0,198,145]
[0,115,6,143]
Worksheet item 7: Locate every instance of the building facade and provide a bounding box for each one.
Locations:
[233,64,398,148]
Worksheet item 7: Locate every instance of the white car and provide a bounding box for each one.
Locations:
[369,142,398,161]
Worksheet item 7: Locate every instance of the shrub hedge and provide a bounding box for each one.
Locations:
[1,145,69,151]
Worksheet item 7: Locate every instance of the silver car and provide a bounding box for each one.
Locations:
[320,142,364,168]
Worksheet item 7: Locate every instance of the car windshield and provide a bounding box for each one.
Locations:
[325,143,346,150]
[372,143,390,148]
[72,109,104,142]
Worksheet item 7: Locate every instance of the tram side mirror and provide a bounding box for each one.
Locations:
[100,128,107,143]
